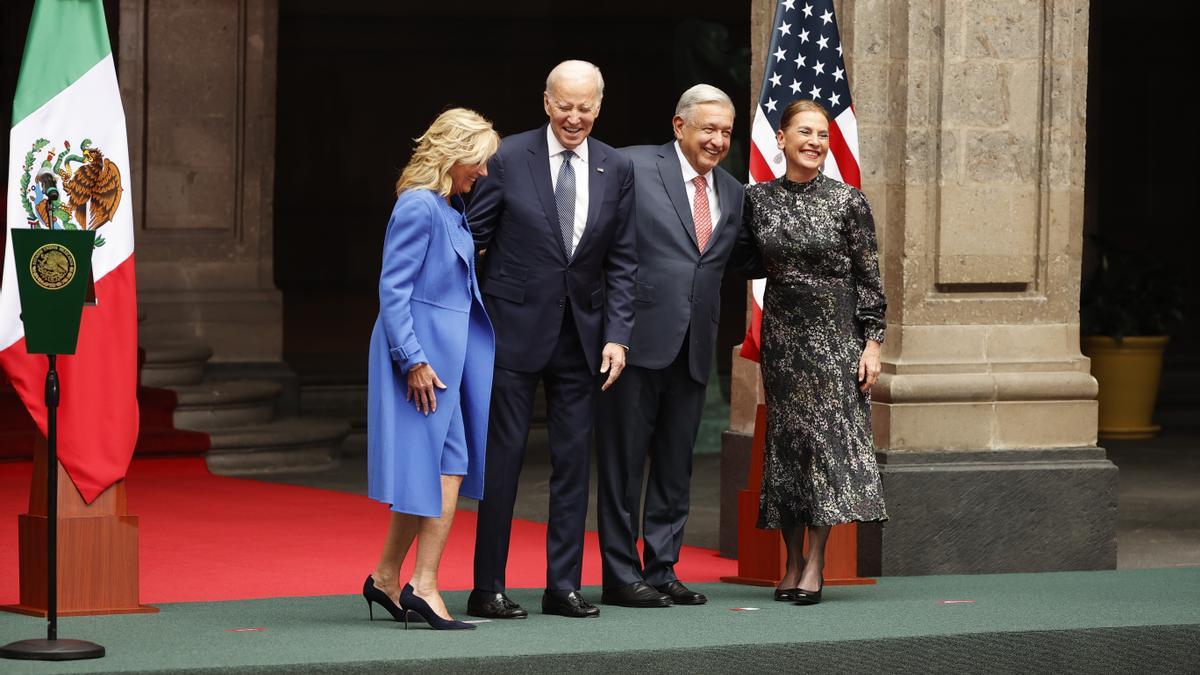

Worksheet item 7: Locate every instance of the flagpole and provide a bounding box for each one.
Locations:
[47,354,58,643]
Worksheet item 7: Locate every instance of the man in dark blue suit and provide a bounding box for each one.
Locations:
[596,85,745,608]
[467,60,636,619]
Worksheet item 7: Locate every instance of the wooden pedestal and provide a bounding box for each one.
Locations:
[1,440,156,617]
[721,405,876,588]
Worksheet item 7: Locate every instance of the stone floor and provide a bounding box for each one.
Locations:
[262,407,1200,571]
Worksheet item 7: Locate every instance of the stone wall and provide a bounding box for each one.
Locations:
[118,0,280,362]
[725,0,1115,573]
[854,0,1098,451]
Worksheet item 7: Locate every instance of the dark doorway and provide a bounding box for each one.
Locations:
[273,2,752,392]
[1083,0,1200,410]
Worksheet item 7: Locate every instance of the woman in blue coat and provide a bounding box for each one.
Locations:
[363,108,498,630]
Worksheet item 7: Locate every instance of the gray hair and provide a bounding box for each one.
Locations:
[545,60,605,101]
[675,84,735,123]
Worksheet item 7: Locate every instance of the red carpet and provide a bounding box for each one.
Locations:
[0,458,735,604]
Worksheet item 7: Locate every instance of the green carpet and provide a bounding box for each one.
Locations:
[2,569,1198,673]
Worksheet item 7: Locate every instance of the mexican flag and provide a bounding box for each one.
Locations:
[1,0,139,503]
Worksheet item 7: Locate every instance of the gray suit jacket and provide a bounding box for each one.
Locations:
[622,142,745,384]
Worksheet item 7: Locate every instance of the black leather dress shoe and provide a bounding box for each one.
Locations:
[541,590,600,618]
[601,581,673,608]
[654,580,707,605]
[466,590,528,619]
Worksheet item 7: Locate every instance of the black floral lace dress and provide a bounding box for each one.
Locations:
[739,173,889,529]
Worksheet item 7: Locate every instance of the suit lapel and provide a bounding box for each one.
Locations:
[525,129,568,260]
[658,144,699,251]
[571,141,608,260]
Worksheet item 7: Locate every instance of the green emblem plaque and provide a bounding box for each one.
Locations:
[11,229,95,355]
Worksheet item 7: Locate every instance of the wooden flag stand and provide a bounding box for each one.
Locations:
[1,437,157,618]
[720,404,875,588]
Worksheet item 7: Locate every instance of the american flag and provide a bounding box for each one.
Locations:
[741,0,861,361]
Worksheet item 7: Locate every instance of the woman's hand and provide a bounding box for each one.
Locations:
[406,363,447,416]
[857,340,882,393]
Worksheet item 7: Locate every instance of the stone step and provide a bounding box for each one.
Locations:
[299,383,366,421]
[140,340,214,386]
[171,380,282,430]
[205,418,349,475]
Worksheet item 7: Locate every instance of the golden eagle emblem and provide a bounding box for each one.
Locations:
[30,243,77,291]
[17,138,123,248]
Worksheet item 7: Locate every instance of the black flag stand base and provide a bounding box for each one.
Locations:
[0,639,105,661]
[0,355,105,662]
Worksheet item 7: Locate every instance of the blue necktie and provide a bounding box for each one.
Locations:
[554,150,576,260]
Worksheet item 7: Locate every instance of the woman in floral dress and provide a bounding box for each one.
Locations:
[736,99,888,605]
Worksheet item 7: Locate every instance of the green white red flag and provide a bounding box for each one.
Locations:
[1,0,139,502]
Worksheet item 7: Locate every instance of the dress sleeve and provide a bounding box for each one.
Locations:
[379,192,434,372]
[846,189,886,344]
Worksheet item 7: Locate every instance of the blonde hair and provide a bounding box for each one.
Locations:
[396,107,500,197]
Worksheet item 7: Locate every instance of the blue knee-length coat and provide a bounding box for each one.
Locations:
[367,188,495,516]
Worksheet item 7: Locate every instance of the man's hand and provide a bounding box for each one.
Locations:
[406,363,447,416]
[599,342,627,391]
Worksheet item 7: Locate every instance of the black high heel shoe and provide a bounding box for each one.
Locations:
[794,573,824,606]
[400,583,475,630]
[774,587,801,601]
[363,575,408,621]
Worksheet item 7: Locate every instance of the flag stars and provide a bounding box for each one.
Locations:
[769,71,783,87]
[817,35,830,50]
[777,21,792,36]
[765,98,778,113]
[832,66,845,82]
[789,79,804,94]
[774,47,787,62]
[802,3,814,17]
[799,29,810,43]
[820,9,834,25]
[794,54,807,68]
[828,92,841,108]
[809,85,822,100]
[813,60,826,76]
[837,43,843,57]
[782,0,796,10]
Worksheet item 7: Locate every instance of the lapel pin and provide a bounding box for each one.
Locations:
[596,167,605,173]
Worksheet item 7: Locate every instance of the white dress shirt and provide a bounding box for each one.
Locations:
[674,141,722,234]
[547,127,590,256]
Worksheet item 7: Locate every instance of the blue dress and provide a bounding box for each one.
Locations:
[367,189,495,516]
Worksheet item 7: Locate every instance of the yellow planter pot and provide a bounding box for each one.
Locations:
[1081,336,1169,440]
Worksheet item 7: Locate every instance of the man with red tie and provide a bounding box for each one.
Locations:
[595,85,746,608]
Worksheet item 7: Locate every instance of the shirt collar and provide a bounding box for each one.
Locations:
[547,126,589,163]
[674,141,712,186]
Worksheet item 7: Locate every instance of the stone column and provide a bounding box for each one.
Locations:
[726,0,1116,573]
[118,0,281,363]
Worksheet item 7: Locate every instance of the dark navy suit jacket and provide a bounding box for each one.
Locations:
[468,126,637,374]
[621,142,745,385]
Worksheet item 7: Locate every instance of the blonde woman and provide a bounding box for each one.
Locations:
[362,108,499,630]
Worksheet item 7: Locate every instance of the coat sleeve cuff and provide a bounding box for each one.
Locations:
[389,338,428,373]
